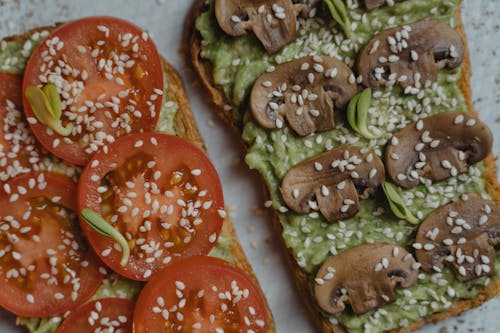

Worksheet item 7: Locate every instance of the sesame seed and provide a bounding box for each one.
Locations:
[175,281,185,290]
[466,118,476,126]
[26,294,35,304]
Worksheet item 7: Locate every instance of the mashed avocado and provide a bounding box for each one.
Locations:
[196,0,500,332]
[1,28,234,333]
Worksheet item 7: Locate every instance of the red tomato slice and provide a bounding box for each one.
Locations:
[23,16,164,166]
[0,172,103,317]
[78,133,225,281]
[56,298,134,333]
[133,256,268,333]
[0,73,47,181]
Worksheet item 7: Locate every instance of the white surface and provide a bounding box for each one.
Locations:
[0,0,499,332]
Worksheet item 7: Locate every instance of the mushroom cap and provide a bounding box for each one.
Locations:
[250,56,357,136]
[415,196,500,281]
[364,0,405,10]
[385,112,492,189]
[357,17,464,89]
[280,145,385,222]
[314,243,418,314]
[215,0,318,54]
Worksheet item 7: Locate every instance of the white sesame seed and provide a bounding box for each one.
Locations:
[26,294,35,304]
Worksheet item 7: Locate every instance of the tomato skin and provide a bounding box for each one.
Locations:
[0,73,46,181]
[0,172,103,317]
[56,298,134,333]
[78,133,225,281]
[133,256,268,333]
[23,16,164,166]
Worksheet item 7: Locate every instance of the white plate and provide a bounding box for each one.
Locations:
[0,0,498,332]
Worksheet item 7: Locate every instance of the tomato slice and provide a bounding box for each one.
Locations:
[23,16,164,166]
[78,133,225,281]
[56,298,134,333]
[0,73,47,181]
[133,256,268,333]
[0,172,103,317]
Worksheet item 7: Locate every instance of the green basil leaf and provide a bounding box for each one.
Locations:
[81,208,131,267]
[24,85,50,125]
[43,83,62,119]
[324,0,352,38]
[347,93,360,132]
[25,84,73,136]
[347,88,380,139]
[382,182,420,225]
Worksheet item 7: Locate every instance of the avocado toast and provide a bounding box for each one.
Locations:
[0,19,274,332]
[185,0,500,332]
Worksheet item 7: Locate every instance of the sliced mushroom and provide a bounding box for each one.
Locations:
[364,0,405,10]
[415,196,500,281]
[385,112,492,189]
[251,56,357,136]
[314,243,419,314]
[280,145,384,222]
[215,0,319,54]
[293,0,320,14]
[357,18,464,89]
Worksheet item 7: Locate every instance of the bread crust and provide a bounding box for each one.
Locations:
[183,1,500,332]
[1,23,275,332]
[163,57,276,332]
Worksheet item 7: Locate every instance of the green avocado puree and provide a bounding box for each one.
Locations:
[196,0,500,332]
[1,28,234,333]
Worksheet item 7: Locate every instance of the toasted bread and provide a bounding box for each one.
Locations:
[0,23,275,332]
[183,1,500,332]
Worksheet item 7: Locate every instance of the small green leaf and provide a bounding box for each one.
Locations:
[25,86,51,125]
[25,84,73,137]
[324,0,352,39]
[347,93,360,132]
[81,208,131,267]
[43,84,62,119]
[382,182,420,225]
[47,117,73,137]
[346,88,380,139]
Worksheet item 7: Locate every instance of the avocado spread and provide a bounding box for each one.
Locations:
[1,28,234,333]
[196,0,500,332]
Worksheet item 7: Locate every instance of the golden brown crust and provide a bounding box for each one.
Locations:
[164,58,276,332]
[1,23,275,332]
[184,1,500,332]
[182,0,243,133]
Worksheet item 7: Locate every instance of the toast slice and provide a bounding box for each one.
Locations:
[184,1,500,332]
[0,24,275,332]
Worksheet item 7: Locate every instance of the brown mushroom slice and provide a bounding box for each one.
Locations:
[314,243,419,314]
[280,145,384,222]
[364,0,406,10]
[215,0,318,54]
[415,196,500,281]
[251,56,357,136]
[385,112,492,189]
[357,18,464,89]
